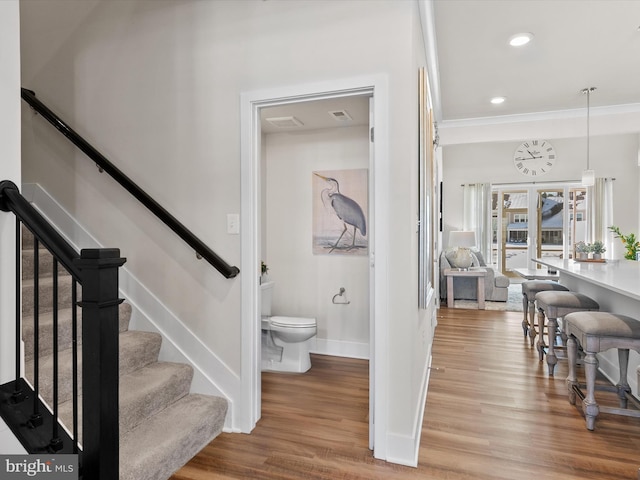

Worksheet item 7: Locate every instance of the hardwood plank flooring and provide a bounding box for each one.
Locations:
[171,308,640,479]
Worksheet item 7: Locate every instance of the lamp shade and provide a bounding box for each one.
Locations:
[448,231,476,248]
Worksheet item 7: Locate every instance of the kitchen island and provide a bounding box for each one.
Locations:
[534,257,640,397]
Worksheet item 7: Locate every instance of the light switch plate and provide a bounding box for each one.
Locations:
[227,214,240,234]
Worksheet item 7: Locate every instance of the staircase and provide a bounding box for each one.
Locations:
[21,228,228,480]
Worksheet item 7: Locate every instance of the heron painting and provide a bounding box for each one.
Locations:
[312,169,368,255]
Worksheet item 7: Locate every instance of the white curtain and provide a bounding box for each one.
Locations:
[462,183,492,262]
[586,177,614,251]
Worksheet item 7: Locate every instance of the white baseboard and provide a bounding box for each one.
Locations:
[21,183,238,430]
[385,348,432,468]
[311,338,369,359]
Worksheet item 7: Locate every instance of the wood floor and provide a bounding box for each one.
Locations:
[170,307,640,479]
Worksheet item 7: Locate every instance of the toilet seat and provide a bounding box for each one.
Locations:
[269,316,316,328]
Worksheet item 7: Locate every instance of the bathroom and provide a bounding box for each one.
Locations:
[260,96,371,372]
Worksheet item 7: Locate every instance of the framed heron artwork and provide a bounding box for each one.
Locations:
[312,168,368,256]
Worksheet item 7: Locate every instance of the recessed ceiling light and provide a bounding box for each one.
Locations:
[490,96,506,105]
[509,32,534,47]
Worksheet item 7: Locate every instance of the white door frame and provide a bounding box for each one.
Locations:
[239,74,390,459]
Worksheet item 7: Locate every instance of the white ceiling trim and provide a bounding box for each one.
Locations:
[418,0,442,121]
[439,103,640,146]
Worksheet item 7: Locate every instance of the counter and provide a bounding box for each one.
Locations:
[534,257,640,396]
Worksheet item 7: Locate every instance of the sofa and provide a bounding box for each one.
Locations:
[440,249,510,302]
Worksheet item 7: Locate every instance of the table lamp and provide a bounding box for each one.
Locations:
[446,231,476,270]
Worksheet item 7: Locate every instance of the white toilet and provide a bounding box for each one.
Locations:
[261,281,317,373]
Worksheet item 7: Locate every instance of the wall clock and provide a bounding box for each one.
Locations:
[513,139,556,177]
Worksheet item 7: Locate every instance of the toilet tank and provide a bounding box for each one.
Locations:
[261,281,274,317]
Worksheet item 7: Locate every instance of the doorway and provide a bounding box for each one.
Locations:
[492,183,588,274]
[239,75,390,458]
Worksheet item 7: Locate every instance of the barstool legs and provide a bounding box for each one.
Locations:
[582,351,599,431]
[546,316,559,376]
[536,308,546,362]
[528,300,537,347]
[617,348,631,409]
[522,294,529,337]
[566,336,578,405]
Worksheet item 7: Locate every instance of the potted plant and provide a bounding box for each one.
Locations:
[609,226,640,260]
[591,240,606,260]
[261,261,269,282]
[575,241,590,260]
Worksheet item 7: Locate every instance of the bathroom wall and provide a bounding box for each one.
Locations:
[264,125,370,358]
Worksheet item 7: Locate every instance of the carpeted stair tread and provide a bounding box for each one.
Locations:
[26,330,162,406]
[22,247,59,279]
[22,303,132,361]
[119,393,227,480]
[22,275,75,316]
[119,362,194,434]
[20,227,228,480]
[118,330,163,376]
[57,361,195,440]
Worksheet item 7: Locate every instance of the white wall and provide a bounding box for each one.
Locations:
[19,0,433,462]
[0,0,28,454]
[0,0,21,384]
[442,133,640,260]
[264,126,370,356]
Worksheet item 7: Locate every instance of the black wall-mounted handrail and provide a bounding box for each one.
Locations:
[21,88,240,279]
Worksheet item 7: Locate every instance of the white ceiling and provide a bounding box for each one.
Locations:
[431,0,640,122]
[260,1,640,136]
[260,96,370,134]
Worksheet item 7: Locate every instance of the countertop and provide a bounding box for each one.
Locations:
[534,257,640,302]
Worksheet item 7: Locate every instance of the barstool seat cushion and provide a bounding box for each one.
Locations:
[522,281,569,298]
[565,312,640,351]
[522,280,569,296]
[535,291,599,314]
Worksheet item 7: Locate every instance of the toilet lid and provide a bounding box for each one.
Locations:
[269,316,316,328]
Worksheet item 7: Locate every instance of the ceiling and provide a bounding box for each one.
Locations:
[431,0,640,123]
[260,96,370,134]
[260,1,640,134]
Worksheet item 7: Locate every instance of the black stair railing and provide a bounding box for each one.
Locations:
[21,87,239,279]
[0,180,123,480]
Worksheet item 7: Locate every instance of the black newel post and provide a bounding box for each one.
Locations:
[75,249,126,480]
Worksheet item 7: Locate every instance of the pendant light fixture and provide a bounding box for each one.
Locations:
[581,87,596,186]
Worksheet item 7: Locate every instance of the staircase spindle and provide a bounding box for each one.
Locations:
[49,259,63,452]
[30,237,43,428]
[72,280,79,453]
[12,220,24,403]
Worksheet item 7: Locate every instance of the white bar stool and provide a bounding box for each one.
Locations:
[535,290,599,376]
[521,280,569,346]
[565,311,640,430]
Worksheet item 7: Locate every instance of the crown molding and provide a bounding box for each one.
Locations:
[438,103,640,146]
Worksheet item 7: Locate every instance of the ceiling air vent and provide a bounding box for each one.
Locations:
[265,116,304,128]
[328,110,353,122]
